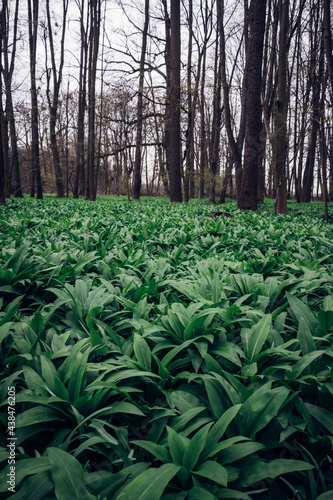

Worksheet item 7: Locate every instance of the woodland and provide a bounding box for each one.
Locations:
[0,0,333,213]
[1,1,333,500]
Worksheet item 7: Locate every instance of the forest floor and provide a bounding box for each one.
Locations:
[0,196,332,500]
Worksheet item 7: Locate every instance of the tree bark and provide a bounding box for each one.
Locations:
[238,0,266,210]
[133,0,149,199]
[28,0,43,199]
[323,0,333,94]
[86,0,101,201]
[168,0,182,202]
[74,0,88,198]
[45,0,68,198]
[274,0,289,214]
[2,0,22,198]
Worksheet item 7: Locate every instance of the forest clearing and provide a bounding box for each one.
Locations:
[0,196,332,499]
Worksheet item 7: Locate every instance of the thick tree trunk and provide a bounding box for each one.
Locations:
[274,0,289,214]
[28,0,43,199]
[238,0,266,210]
[86,0,101,201]
[168,0,182,202]
[2,0,22,198]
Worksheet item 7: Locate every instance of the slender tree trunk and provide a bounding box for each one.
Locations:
[74,1,88,198]
[2,0,22,198]
[209,4,222,204]
[0,72,5,205]
[323,0,333,94]
[162,0,171,184]
[302,7,322,203]
[133,0,149,199]
[86,0,101,201]
[28,0,43,199]
[274,0,289,214]
[219,0,247,203]
[238,0,266,210]
[45,0,68,198]
[168,0,182,202]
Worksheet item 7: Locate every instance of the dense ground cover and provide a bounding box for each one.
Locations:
[0,196,332,500]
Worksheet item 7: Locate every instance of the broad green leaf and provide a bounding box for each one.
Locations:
[187,486,216,500]
[132,440,171,463]
[204,378,226,418]
[297,317,316,355]
[218,441,265,465]
[304,403,333,434]
[40,355,58,390]
[9,471,53,500]
[241,386,290,438]
[0,457,50,492]
[115,463,181,500]
[193,461,228,486]
[291,350,325,378]
[203,404,242,459]
[16,407,63,427]
[238,458,314,487]
[246,314,272,361]
[183,423,212,471]
[0,322,13,346]
[286,292,318,330]
[217,489,251,499]
[134,333,152,371]
[167,426,188,465]
[48,448,95,500]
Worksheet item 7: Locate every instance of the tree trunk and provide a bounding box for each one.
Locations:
[323,0,333,94]
[28,0,43,199]
[86,0,101,201]
[302,6,322,203]
[2,0,22,198]
[74,0,88,199]
[0,73,5,205]
[133,0,149,199]
[238,0,266,210]
[168,0,182,202]
[274,0,289,214]
[45,0,68,198]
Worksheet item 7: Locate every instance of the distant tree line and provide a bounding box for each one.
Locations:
[1,0,333,216]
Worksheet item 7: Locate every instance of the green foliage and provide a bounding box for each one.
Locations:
[0,196,332,499]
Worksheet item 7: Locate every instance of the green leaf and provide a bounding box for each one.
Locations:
[167,426,188,465]
[132,440,171,463]
[203,405,242,459]
[16,407,63,427]
[10,471,53,500]
[187,486,216,500]
[246,314,272,361]
[218,441,265,465]
[193,461,228,486]
[216,488,251,499]
[304,403,333,434]
[239,385,289,438]
[0,457,50,492]
[134,333,152,371]
[48,448,95,500]
[115,463,181,500]
[286,292,318,330]
[297,317,316,355]
[40,355,58,390]
[238,458,314,487]
[292,351,325,378]
[183,423,212,471]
